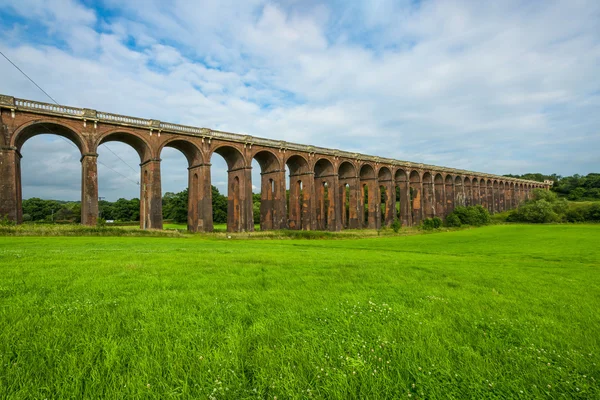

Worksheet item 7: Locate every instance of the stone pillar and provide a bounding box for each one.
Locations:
[472,180,479,206]
[315,174,341,231]
[423,180,435,218]
[303,173,315,230]
[260,169,287,230]
[410,181,423,225]
[140,159,163,230]
[397,180,411,227]
[227,166,254,232]
[288,174,301,230]
[360,179,378,229]
[288,172,313,230]
[464,182,472,207]
[455,181,464,208]
[434,179,445,218]
[81,153,99,226]
[0,146,21,223]
[479,183,486,210]
[315,177,326,230]
[340,176,360,229]
[188,164,212,232]
[499,186,506,212]
[487,184,494,213]
[445,179,454,216]
[494,185,500,213]
[330,174,342,231]
[380,179,395,227]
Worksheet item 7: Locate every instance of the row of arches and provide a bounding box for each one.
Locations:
[0,118,546,231]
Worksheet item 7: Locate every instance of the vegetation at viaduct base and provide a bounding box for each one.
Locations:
[0,224,598,398]
[15,172,597,230]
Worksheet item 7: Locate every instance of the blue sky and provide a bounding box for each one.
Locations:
[0,0,599,201]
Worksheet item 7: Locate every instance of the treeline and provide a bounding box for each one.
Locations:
[504,172,600,200]
[502,189,600,223]
[22,186,231,224]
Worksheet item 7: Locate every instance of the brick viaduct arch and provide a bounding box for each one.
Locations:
[0,95,549,231]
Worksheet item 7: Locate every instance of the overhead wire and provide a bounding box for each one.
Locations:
[0,49,140,185]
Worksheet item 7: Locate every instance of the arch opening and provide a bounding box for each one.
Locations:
[409,171,422,225]
[360,164,377,229]
[395,169,409,226]
[159,145,193,231]
[422,172,434,219]
[96,140,146,228]
[434,173,444,218]
[314,158,336,231]
[445,174,455,215]
[210,145,252,232]
[378,167,393,227]
[338,161,358,229]
[18,133,82,225]
[286,155,310,230]
[252,150,284,231]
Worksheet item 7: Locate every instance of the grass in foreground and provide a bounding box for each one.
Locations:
[0,225,599,399]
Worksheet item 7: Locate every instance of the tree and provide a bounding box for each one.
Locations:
[212,186,228,223]
[163,189,188,223]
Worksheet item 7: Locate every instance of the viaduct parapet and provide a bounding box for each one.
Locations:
[0,94,549,232]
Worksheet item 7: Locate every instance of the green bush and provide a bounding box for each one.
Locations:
[507,189,597,224]
[421,217,442,230]
[0,215,16,226]
[507,200,560,223]
[391,218,401,233]
[445,213,462,227]
[565,207,586,222]
[447,205,491,226]
[586,203,600,221]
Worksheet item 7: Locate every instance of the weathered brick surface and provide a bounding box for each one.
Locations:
[0,97,547,231]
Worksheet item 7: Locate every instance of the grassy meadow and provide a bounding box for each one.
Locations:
[0,224,599,399]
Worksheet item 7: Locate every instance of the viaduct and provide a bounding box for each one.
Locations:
[0,94,549,232]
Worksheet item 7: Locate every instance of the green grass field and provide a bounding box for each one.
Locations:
[1,225,599,399]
